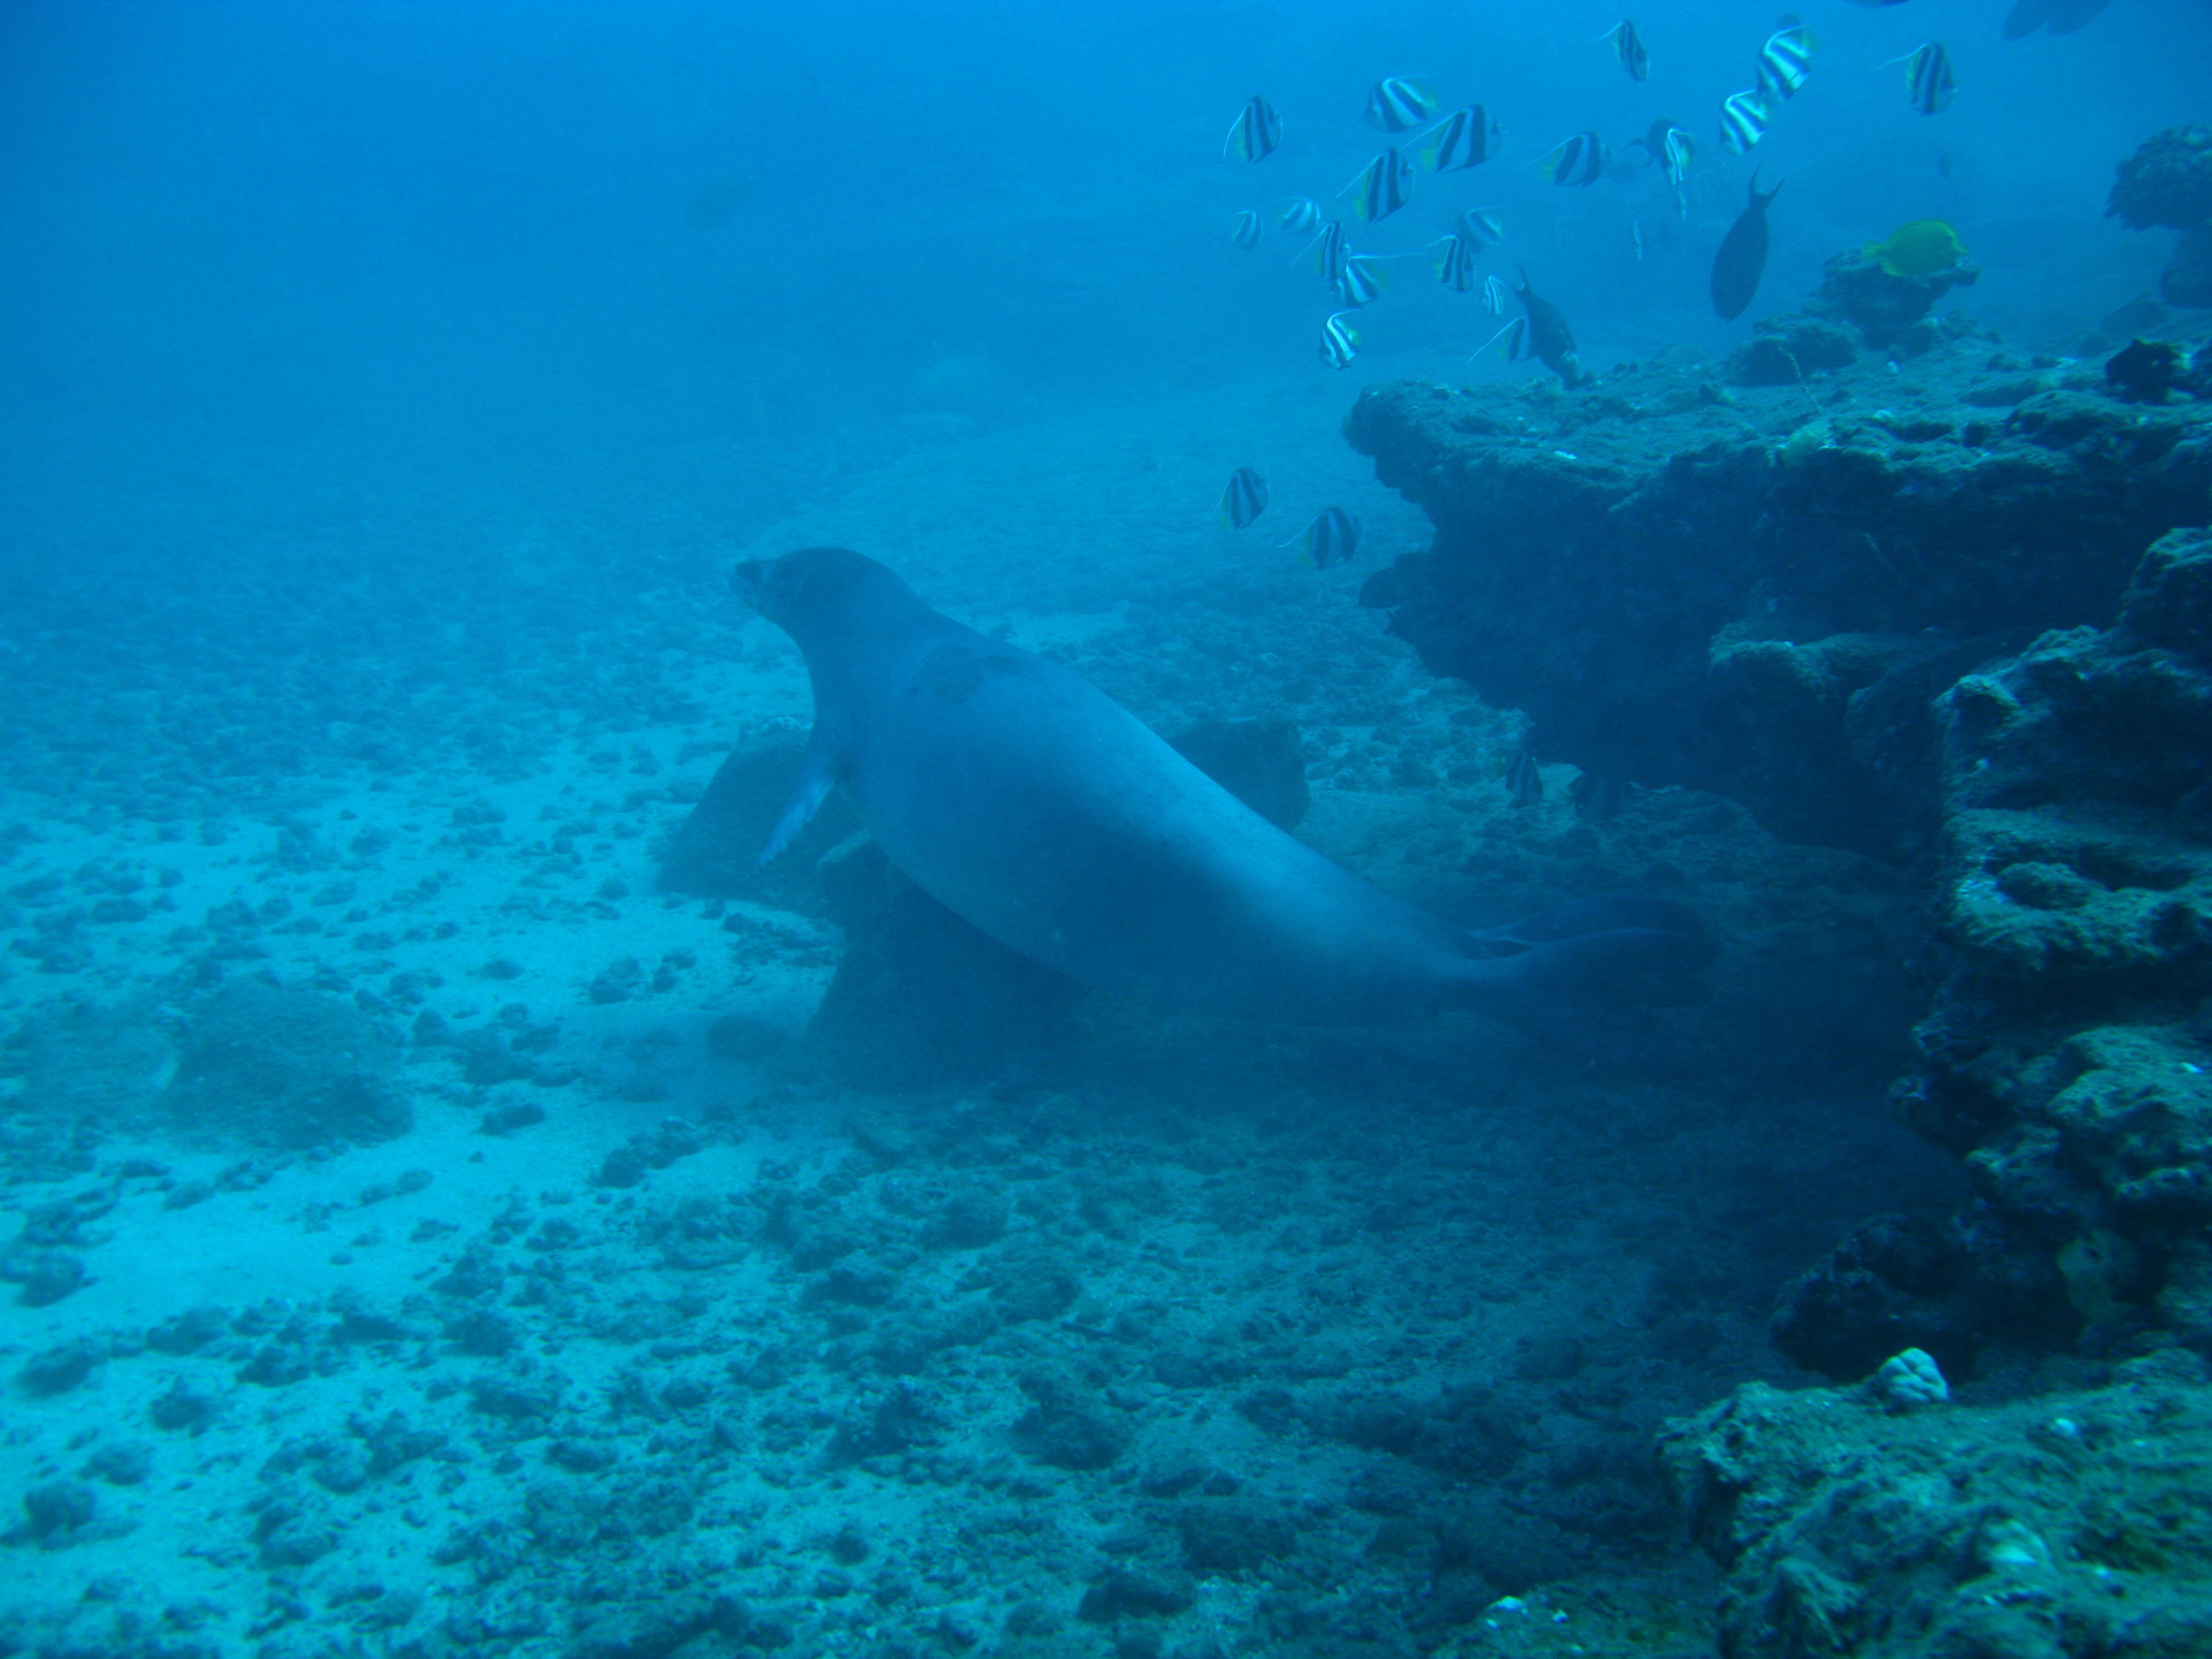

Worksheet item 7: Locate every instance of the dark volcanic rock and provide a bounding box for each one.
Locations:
[658,735,860,911]
[2108,125,2212,234]
[1346,338,2212,860]
[1659,1350,2212,1658]
[1775,525,2212,1369]
[2164,223,2212,310]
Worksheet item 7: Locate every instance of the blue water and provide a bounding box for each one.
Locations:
[0,1,2205,1654]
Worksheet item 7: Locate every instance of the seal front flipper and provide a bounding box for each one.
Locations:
[755,726,841,868]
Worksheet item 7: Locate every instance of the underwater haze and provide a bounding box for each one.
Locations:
[5,1,2212,1655]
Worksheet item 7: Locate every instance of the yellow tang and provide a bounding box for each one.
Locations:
[1864,218,1967,279]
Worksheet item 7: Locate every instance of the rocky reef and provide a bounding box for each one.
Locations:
[2110,126,2212,310]
[1659,1346,2212,1657]
[1347,238,2212,1384]
[1346,316,2212,863]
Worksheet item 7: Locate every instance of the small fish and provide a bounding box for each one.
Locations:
[1435,234,1479,292]
[1276,196,1322,234]
[1293,507,1362,569]
[1218,467,1269,529]
[1225,96,1281,161]
[1904,41,1955,114]
[1606,18,1650,81]
[1632,218,1645,260]
[1482,273,1509,314]
[1302,219,1349,282]
[1504,747,1543,806]
[1230,209,1264,248]
[1710,170,1781,321]
[1428,105,1499,171]
[1757,27,1815,100]
[1456,206,1506,249]
[1472,315,1529,362]
[1863,218,1966,279]
[1513,266,1590,387]
[1335,254,1389,307]
[1660,125,1694,186]
[1364,77,1438,133]
[1346,147,1414,223]
[1719,90,1770,155]
[1319,310,1360,369]
[1542,131,1608,187]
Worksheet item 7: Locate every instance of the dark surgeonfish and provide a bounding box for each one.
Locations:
[1606,18,1650,81]
[1711,172,1780,322]
[1513,267,1590,388]
[2004,0,2112,36]
[1226,95,1282,161]
[1218,469,1268,529]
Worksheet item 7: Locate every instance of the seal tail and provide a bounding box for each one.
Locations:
[1455,895,1717,1012]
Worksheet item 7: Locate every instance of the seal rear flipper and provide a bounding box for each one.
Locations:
[1466,896,1717,1007]
[755,728,841,869]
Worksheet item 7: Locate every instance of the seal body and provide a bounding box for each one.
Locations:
[733,547,1705,1025]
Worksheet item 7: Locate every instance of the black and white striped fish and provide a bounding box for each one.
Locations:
[1218,468,1269,529]
[1230,209,1264,248]
[1434,234,1479,293]
[1428,105,1500,171]
[1319,311,1360,369]
[1335,254,1389,307]
[1757,27,1815,100]
[1346,147,1414,223]
[1607,18,1650,81]
[1225,96,1281,161]
[1364,77,1437,133]
[1275,196,1322,234]
[1303,219,1350,282]
[1482,273,1509,314]
[1719,90,1770,155]
[1456,207,1506,250]
[1905,41,1955,114]
[1505,746,1543,806]
[1474,315,1529,362]
[1292,507,1362,569]
[1542,131,1608,187]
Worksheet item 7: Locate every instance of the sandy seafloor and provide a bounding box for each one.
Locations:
[0,366,1964,1659]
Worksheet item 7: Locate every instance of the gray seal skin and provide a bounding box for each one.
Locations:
[732,546,1709,1026]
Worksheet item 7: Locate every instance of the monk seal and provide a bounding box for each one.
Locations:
[731,546,1710,1025]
